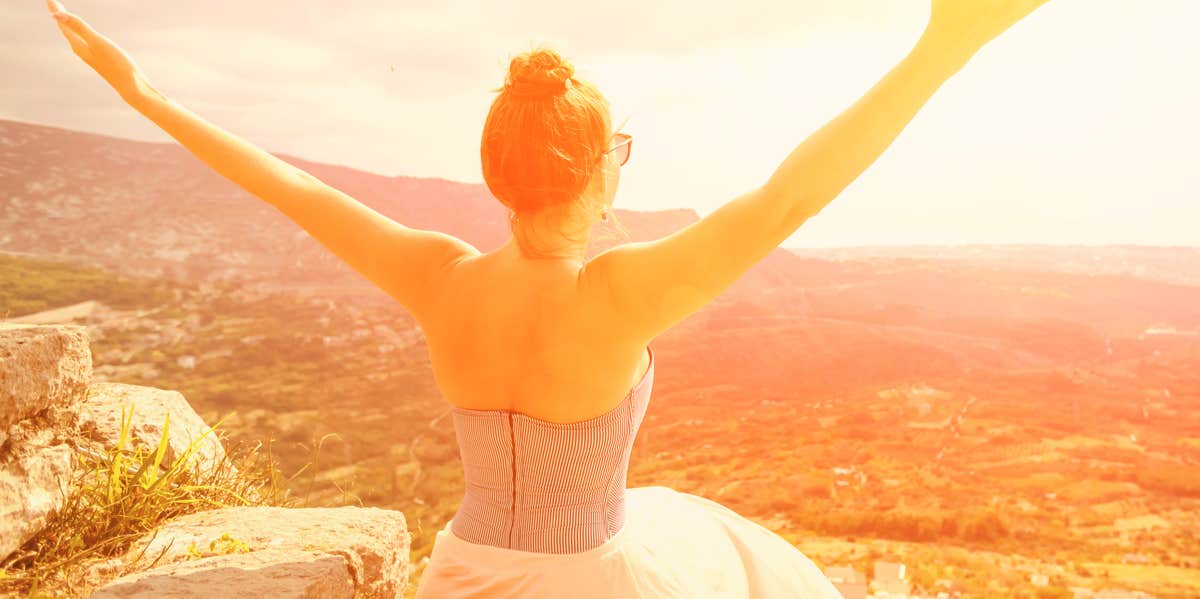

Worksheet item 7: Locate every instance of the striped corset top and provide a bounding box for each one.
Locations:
[448,345,655,554]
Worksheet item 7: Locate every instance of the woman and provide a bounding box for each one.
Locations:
[47,0,1055,596]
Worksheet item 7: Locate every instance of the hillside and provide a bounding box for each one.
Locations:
[0,118,709,291]
[3,117,1198,597]
[4,250,1197,597]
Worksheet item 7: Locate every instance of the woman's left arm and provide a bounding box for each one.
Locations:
[47,2,479,322]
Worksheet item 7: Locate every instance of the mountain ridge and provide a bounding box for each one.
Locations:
[0,117,752,295]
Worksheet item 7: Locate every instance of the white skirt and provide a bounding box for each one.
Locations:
[414,485,844,598]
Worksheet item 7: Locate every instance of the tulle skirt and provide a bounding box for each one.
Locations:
[414,485,843,598]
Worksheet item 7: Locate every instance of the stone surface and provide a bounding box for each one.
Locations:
[120,506,411,598]
[77,383,227,472]
[0,322,92,431]
[90,549,354,599]
[0,410,77,561]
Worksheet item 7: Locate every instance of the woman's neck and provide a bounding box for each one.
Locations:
[499,235,587,266]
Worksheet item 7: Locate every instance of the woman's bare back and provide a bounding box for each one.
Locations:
[421,244,652,425]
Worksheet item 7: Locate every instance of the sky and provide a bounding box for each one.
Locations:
[3,0,1197,248]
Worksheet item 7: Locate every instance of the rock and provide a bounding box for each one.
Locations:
[90,549,355,599]
[0,323,92,431]
[76,383,227,472]
[0,409,78,561]
[118,506,410,598]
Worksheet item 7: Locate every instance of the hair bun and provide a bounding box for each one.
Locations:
[505,47,576,99]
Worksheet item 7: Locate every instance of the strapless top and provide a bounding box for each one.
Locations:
[447,345,655,554]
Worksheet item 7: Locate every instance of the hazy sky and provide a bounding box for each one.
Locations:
[4,1,1197,247]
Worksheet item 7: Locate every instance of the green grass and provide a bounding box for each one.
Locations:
[0,406,291,598]
[0,254,177,318]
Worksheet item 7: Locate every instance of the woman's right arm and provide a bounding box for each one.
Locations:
[589,0,1054,343]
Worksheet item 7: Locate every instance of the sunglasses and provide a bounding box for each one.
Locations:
[606,133,633,167]
[602,113,633,167]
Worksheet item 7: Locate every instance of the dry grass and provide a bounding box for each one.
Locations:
[0,405,295,598]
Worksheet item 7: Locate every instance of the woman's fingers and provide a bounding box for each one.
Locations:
[49,7,92,61]
[45,1,101,48]
[47,5,120,69]
[51,11,98,45]
[45,2,146,98]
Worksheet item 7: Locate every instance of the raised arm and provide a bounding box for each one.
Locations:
[590,0,1054,344]
[763,0,1053,216]
[44,0,480,324]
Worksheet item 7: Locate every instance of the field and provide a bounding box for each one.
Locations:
[3,252,1197,598]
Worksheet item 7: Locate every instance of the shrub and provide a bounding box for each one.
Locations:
[0,406,288,597]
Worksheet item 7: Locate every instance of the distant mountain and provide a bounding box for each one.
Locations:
[0,118,801,296]
[787,244,1200,288]
[6,116,1200,597]
[4,117,1199,344]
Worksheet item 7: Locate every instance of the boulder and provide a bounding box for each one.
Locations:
[0,409,77,560]
[77,382,227,472]
[0,322,92,431]
[109,506,411,598]
[90,549,355,599]
[0,323,417,597]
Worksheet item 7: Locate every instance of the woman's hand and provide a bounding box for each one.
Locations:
[46,0,148,100]
[923,0,1054,62]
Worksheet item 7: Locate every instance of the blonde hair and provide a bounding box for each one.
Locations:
[480,43,630,259]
